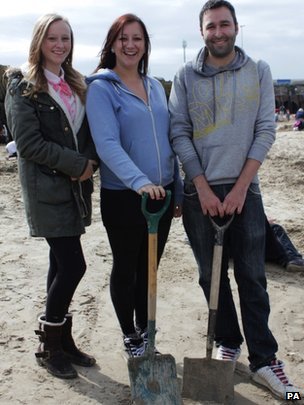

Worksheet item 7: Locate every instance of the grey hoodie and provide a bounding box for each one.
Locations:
[169,46,276,185]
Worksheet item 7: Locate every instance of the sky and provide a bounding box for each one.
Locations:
[0,0,303,82]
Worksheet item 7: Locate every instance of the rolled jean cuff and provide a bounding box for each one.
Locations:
[249,355,277,372]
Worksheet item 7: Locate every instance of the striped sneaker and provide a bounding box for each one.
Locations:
[252,359,303,399]
[216,345,241,362]
[123,334,145,358]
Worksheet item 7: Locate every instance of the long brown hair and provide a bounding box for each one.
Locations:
[94,13,151,75]
[25,13,86,102]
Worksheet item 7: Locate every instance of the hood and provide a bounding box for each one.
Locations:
[85,68,122,85]
[85,68,153,99]
[189,46,249,125]
[193,45,248,77]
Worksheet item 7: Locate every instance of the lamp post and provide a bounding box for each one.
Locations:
[240,25,245,49]
[182,40,187,63]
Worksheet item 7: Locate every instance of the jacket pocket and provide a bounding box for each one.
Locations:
[36,165,72,204]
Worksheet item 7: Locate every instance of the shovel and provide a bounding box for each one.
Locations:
[182,214,235,404]
[128,190,182,405]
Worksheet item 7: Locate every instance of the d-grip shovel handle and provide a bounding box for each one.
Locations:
[209,214,235,246]
[141,190,171,353]
[141,190,171,234]
[206,214,234,359]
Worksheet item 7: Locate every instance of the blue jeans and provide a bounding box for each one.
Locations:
[183,183,278,371]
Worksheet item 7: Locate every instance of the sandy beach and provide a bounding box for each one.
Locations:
[0,125,303,404]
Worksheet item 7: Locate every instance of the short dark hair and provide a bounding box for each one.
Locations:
[199,0,238,27]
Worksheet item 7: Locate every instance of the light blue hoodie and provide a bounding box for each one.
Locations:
[169,47,276,186]
[86,69,183,203]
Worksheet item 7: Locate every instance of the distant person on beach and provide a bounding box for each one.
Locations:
[5,13,98,380]
[0,124,9,144]
[265,217,304,271]
[86,13,183,358]
[279,105,286,119]
[185,215,304,272]
[0,64,12,143]
[295,107,304,120]
[169,0,301,399]
[293,107,304,130]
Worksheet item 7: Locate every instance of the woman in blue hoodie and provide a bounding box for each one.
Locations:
[86,14,183,358]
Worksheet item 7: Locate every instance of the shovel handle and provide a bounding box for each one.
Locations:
[141,190,171,234]
[206,214,234,359]
[141,191,171,353]
[209,214,234,246]
[208,214,234,310]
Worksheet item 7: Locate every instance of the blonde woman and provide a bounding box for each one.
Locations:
[5,14,98,379]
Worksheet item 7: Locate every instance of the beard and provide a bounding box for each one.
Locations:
[204,33,237,59]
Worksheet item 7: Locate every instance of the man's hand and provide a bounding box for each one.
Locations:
[193,174,225,217]
[222,186,247,215]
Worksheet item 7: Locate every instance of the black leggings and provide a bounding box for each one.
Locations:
[106,220,171,336]
[101,186,174,336]
[45,236,86,323]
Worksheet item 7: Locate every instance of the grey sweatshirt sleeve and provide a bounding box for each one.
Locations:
[169,66,204,181]
[247,60,276,162]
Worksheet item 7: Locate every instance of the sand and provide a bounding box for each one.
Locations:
[0,125,303,404]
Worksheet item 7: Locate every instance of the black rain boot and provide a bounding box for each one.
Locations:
[61,313,96,367]
[35,315,78,379]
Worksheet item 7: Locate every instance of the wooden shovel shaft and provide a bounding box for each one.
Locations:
[146,232,157,353]
[209,245,223,310]
[148,232,157,321]
[206,215,234,359]
[206,244,223,359]
[141,191,171,353]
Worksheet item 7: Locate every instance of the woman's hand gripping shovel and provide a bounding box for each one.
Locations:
[128,190,183,405]
[182,214,235,404]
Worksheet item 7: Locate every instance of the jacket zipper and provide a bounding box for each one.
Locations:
[115,81,163,185]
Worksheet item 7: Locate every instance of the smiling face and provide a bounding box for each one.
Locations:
[201,6,238,67]
[41,19,72,75]
[112,21,146,73]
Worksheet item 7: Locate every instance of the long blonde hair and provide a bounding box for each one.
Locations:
[26,13,86,103]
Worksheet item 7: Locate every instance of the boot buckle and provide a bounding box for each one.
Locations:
[35,350,50,360]
[35,329,46,342]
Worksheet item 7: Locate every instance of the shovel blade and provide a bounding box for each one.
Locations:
[128,353,182,404]
[182,357,234,404]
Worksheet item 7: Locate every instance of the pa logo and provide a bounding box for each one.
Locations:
[286,392,301,400]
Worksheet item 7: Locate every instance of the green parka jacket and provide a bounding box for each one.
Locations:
[5,70,99,238]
